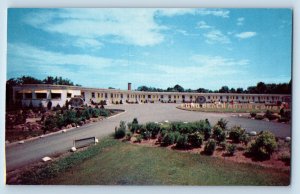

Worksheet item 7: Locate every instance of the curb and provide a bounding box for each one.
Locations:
[5,110,126,147]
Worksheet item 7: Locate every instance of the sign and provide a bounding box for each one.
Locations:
[74,137,96,148]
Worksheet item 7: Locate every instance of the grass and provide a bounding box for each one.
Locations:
[177,106,279,113]
[15,136,290,185]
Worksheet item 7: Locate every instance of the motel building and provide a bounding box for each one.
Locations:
[12,83,291,108]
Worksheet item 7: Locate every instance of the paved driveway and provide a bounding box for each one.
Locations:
[5,104,291,172]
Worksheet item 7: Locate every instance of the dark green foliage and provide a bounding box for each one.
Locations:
[226,144,236,156]
[145,122,161,138]
[63,110,78,125]
[240,133,250,145]
[255,115,264,120]
[43,115,57,133]
[204,139,216,155]
[161,132,176,146]
[125,132,132,141]
[219,141,227,150]
[229,126,245,143]
[176,134,189,148]
[114,121,126,139]
[212,125,226,143]
[248,131,277,160]
[250,112,257,118]
[264,110,279,120]
[132,118,138,125]
[216,118,228,130]
[135,135,142,143]
[188,132,203,148]
[141,130,151,140]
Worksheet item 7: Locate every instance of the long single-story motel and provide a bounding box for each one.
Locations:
[12,83,291,108]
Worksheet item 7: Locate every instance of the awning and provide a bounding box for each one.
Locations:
[50,90,63,93]
[35,90,48,93]
[18,90,32,93]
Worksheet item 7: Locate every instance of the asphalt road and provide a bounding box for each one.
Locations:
[5,104,291,172]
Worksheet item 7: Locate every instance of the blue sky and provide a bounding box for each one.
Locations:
[7,8,292,90]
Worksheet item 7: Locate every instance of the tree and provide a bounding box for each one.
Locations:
[219,86,229,93]
[236,88,244,93]
[256,82,267,94]
[173,84,184,92]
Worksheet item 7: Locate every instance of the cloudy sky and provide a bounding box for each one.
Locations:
[7,8,292,90]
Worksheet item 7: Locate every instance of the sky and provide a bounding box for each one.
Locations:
[7,8,292,90]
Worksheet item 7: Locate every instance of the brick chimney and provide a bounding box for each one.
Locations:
[128,83,132,91]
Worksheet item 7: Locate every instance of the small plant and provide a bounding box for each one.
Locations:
[212,125,226,143]
[240,133,250,145]
[216,118,228,130]
[125,131,132,141]
[250,112,257,118]
[278,152,291,165]
[229,126,245,143]
[219,141,227,150]
[145,122,161,138]
[176,134,189,149]
[248,131,277,160]
[188,132,203,148]
[204,139,216,155]
[114,121,126,139]
[134,135,142,143]
[161,132,175,146]
[226,144,236,156]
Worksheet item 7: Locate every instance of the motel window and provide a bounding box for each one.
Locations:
[208,96,210,99]
[111,93,113,98]
[169,95,172,99]
[127,94,130,98]
[242,96,244,100]
[121,94,123,98]
[51,93,61,99]
[92,92,95,98]
[36,93,47,99]
[161,95,164,98]
[267,97,269,100]
[190,96,192,99]
[25,93,32,99]
[67,93,72,98]
[101,93,104,98]
[226,96,229,99]
[105,93,108,98]
[148,95,151,99]
[81,92,85,97]
[236,96,238,99]
[182,95,185,99]
[143,95,145,98]
[220,96,223,99]
[98,93,100,98]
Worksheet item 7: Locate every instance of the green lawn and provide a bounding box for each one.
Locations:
[18,137,290,185]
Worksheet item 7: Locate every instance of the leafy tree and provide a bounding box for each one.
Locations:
[219,86,229,93]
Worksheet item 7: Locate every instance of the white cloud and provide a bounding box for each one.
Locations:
[157,8,230,18]
[204,30,230,44]
[236,17,245,26]
[197,21,213,29]
[73,38,103,49]
[235,31,257,39]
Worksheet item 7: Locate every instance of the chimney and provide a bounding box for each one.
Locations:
[128,83,132,91]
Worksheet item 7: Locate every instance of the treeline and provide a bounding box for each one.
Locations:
[137,81,292,94]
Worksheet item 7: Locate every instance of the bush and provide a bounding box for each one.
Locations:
[248,131,277,160]
[278,152,291,165]
[216,118,228,130]
[188,132,203,148]
[146,122,161,138]
[204,139,216,155]
[125,131,132,141]
[114,121,126,139]
[255,115,264,120]
[161,132,176,146]
[43,115,58,133]
[176,134,189,148]
[141,130,151,140]
[99,109,110,117]
[135,135,142,143]
[240,133,250,145]
[229,126,245,143]
[250,112,257,118]
[212,125,226,143]
[226,144,236,156]
[131,124,142,133]
[132,118,138,125]
[219,141,227,150]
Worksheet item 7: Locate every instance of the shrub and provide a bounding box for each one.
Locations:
[135,135,142,143]
[212,125,226,143]
[63,110,78,125]
[131,124,142,133]
[229,126,245,143]
[188,132,204,148]
[250,112,257,118]
[248,131,277,160]
[278,152,291,165]
[161,132,176,146]
[255,115,264,120]
[204,139,216,155]
[146,122,161,138]
[132,118,138,125]
[141,130,151,140]
[240,133,250,145]
[176,134,189,148]
[226,144,236,156]
[47,100,52,110]
[219,141,227,150]
[216,118,228,130]
[43,115,58,133]
[99,109,110,117]
[125,131,132,141]
[114,121,126,139]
